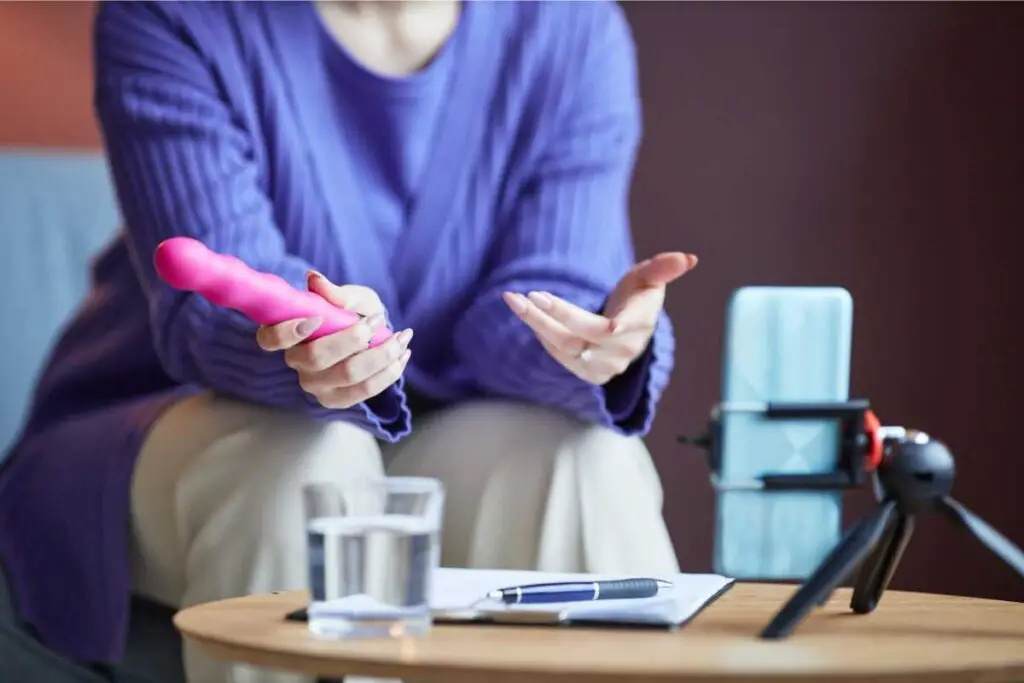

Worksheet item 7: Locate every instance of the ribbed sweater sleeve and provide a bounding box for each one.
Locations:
[453,5,675,435]
[92,2,409,440]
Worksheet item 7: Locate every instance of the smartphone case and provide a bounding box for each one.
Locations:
[714,287,854,580]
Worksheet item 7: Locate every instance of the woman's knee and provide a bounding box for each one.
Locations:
[131,392,385,603]
[483,402,668,530]
[479,404,676,573]
[173,397,382,525]
[397,400,663,495]
[139,393,382,509]
[385,400,672,571]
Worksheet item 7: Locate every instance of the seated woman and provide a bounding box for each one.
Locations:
[0,1,696,681]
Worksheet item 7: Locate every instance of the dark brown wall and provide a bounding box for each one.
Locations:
[624,1,1024,602]
[2,1,1022,602]
[0,1,99,148]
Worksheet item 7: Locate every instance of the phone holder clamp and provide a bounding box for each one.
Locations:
[679,400,1024,639]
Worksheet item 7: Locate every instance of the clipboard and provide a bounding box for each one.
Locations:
[286,605,568,626]
[284,568,735,630]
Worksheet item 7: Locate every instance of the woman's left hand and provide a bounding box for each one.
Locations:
[502,252,698,386]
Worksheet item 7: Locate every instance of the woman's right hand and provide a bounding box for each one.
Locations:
[256,272,413,409]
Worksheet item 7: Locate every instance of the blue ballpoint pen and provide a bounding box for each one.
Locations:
[487,578,672,605]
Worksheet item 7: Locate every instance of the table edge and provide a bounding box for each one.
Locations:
[173,586,1024,682]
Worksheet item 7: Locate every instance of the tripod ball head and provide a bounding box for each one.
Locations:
[877,430,956,511]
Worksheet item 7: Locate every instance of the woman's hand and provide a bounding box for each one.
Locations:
[501,252,697,386]
[256,272,413,409]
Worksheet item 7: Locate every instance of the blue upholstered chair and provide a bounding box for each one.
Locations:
[0,150,184,683]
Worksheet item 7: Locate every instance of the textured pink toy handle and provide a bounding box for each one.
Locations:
[153,237,392,346]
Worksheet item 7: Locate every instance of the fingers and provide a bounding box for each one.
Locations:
[502,290,639,358]
[533,332,635,386]
[503,292,650,385]
[602,252,696,326]
[254,273,407,410]
[256,316,323,352]
[629,252,698,289]
[526,291,616,341]
[316,349,412,410]
[503,292,587,356]
[307,271,385,318]
[304,332,414,410]
[503,291,615,344]
[257,273,387,353]
[502,280,674,385]
[299,328,414,391]
[284,313,388,372]
[607,288,665,334]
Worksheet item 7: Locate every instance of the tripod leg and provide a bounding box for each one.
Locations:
[939,497,1024,577]
[850,513,914,614]
[760,501,898,639]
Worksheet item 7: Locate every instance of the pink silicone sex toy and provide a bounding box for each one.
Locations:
[153,237,392,346]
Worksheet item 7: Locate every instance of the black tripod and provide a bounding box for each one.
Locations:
[681,400,1024,639]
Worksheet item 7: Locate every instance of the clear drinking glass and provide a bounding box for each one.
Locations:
[303,477,445,638]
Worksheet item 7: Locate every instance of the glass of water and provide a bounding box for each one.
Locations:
[303,476,444,639]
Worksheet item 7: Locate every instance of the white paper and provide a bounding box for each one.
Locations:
[428,567,734,626]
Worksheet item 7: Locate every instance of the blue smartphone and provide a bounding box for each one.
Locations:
[713,286,854,580]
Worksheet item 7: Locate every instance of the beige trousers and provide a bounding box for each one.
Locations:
[130,392,679,683]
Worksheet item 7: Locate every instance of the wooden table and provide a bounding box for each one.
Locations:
[174,583,1024,683]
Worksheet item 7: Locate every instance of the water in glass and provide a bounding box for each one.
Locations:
[304,477,444,638]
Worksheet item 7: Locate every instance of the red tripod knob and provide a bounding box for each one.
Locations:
[864,409,883,471]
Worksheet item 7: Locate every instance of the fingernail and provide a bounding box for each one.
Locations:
[399,349,412,364]
[527,291,553,310]
[295,317,322,338]
[306,272,329,297]
[686,254,699,268]
[366,313,387,330]
[396,328,414,347]
[502,292,528,318]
